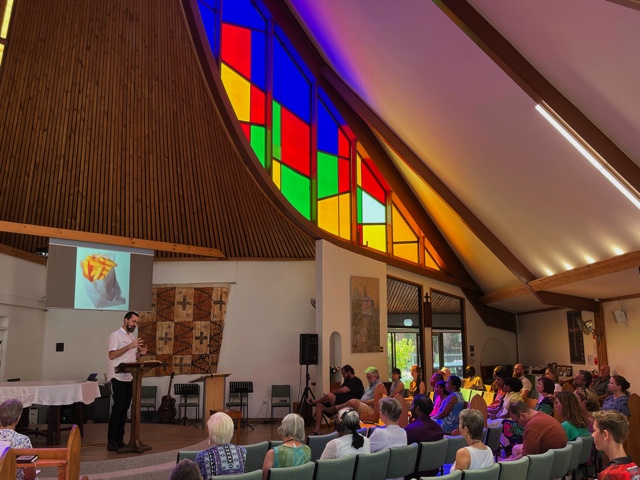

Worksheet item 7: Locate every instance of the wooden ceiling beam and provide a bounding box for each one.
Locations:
[535,291,599,312]
[435,0,640,198]
[0,221,225,258]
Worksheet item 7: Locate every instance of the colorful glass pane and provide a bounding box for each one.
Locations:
[360,158,386,204]
[273,37,310,122]
[221,24,251,79]
[394,243,419,263]
[197,1,220,60]
[250,125,266,167]
[221,0,266,31]
[221,63,250,122]
[362,225,387,252]
[272,160,281,188]
[338,129,350,158]
[250,85,265,124]
[425,248,441,270]
[272,101,281,160]
[338,193,351,240]
[317,152,338,199]
[250,30,267,91]
[338,158,350,194]
[280,107,310,176]
[318,196,340,236]
[280,165,311,219]
[361,190,386,224]
[392,205,417,242]
[317,100,338,155]
[240,123,251,141]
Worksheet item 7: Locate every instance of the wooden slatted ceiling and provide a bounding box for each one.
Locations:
[0,0,315,260]
[387,277,421,315]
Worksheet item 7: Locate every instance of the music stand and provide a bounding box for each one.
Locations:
[227,381,254,430]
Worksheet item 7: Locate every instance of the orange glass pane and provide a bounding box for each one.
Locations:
[394,243,419,264]
[392,206,417,243]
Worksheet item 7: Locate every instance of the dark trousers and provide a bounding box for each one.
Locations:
[108,378,132,444]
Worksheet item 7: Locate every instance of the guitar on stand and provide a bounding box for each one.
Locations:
[158,372,176,423]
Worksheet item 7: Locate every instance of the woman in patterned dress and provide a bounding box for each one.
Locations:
[0,399,37,480]
[195,412,247,478]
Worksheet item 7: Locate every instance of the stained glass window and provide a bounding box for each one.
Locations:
[195,0,441,269]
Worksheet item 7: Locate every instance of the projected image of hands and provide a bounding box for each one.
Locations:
[75,247,130,310]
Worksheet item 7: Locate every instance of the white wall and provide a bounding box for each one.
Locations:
[40,259,316,419]
[0,253,47,381]
[602,299,640,391]
[316,241,388,396]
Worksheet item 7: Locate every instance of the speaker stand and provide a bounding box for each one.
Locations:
[297,364,330,428]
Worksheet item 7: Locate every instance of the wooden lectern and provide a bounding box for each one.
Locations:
[195,373,230,429]
[115,360,161,454]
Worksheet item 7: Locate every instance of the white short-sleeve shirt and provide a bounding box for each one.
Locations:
[107,327,137,382]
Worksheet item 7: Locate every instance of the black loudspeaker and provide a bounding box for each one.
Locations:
[299,333,318,365]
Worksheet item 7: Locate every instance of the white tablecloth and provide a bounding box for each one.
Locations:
[0,380,101,407]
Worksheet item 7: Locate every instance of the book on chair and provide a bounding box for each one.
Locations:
[17,455,38,463]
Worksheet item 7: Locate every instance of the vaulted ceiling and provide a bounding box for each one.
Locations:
[281,0,640,314]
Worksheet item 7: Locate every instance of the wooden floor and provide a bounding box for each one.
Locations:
[29,418,334,463]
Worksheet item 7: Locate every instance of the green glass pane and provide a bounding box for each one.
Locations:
[250,125,266,167]
[356,187,363,224]
[272,101,282,160]
[281,164,311,219]
[317,151,338,199]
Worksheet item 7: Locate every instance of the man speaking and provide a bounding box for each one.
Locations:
[106,311,147,451]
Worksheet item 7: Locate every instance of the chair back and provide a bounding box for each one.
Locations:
[444,435,467,465]
[469,395,488,427]
[313,455,357,480]
[483,391,495,404]
[215,470,263,480]
[525,449,554,480]
[435,470,462,479]
[140,385,157,405]
[271,384,290,398]
[416,438,448,473]
[484,425,503,459]
[461,388,472,402]
[386,443,418,478]
[567,437,583,473]
[498,455,529,480]
[269,440,283,449]
[244,441,269,472]
[306,431,338,461]
[352,448,391,480]
[578,434,594,464]
[549,442,573,479]
[176,450,198,463]
[462,462,500,479]
[0,447,16,479]
[268,461,315,480]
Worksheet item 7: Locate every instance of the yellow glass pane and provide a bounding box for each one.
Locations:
[272,160,281,189]
[318,197,339,236]
[1,0,14,38]
[0,45,3,65]
[425,248,440,270]
[356,153,362,186]
[392,206,417,242]
[338,193,351,240]
[394,243,418,263]
[221,63,250,122]
[362,224,386,252]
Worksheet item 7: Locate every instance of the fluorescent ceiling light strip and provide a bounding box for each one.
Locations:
[535,104,640,210]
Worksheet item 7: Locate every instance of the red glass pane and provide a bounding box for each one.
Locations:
[338,129,350,158]
[221,24,251,79]
[338,158,350,193]
[250,85,265,124]
[361,161,386,204]
[280,108,310,176]
[240,122,251,141]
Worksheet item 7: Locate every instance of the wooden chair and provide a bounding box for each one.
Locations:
[14,424,81,480]
[525,397,537,408]
[469,393,488,428]
[359,383,387,423]
[624,393,640,465]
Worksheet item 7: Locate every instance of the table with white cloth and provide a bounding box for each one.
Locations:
[0,380,102,445]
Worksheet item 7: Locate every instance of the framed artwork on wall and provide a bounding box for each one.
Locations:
[566,310,585,364]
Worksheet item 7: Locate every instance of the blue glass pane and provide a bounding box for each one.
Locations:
[318,87,346,125]
[251,30,267,91]
[222,0,266,31]
[317,100,338,155]
[198,1,220,60]
[273,38,310,122]
[361,190,386,224]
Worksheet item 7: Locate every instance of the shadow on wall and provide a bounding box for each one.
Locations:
[329,331,342,384]
[479,337,512,368]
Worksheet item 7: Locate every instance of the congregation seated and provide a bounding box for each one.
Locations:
[534,377,555,416]
[592,410,639,477]
[262,413,311,480]
[409,365,426,396]
[555,391,590,441]
[430,380,449,418]
[489,366,506,393]
[489,377,523,422]
[431,375,464,434]
[388,367,405,398]
[487,370,507,416]
[602,375,631,417]
[544,367,562,393]
[369,397,407,452]
[320,408,370,459]
[170,459,204,480]
[462,366,484,391]
[0,399,36,480]
[574,386,600,431]
[195,412,247,478]
[450,409,494,473]
[334,367,386,423]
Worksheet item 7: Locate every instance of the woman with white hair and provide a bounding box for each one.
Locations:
[195,412,246,478]
[320,408,371,459]
[0,399,36,480]
[261,413,311,479]
[450,409,494,472]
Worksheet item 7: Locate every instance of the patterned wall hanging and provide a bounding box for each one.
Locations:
[139,284,230,377]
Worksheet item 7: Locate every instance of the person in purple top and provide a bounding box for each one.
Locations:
[404,394,444,477]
